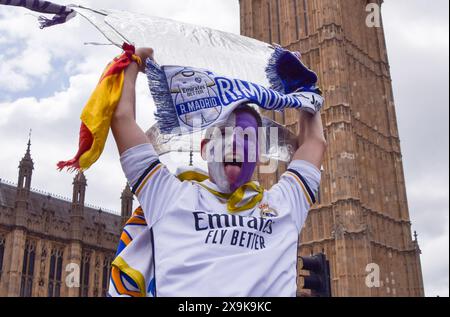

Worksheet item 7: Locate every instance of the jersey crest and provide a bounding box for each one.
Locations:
[258,203,278,218]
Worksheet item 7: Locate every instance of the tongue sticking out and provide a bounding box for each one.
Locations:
[224,163,241,185]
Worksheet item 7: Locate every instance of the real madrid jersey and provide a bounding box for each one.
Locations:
[119,143,321,297]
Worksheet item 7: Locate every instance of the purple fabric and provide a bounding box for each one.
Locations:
[230,109,259,192]
[0,0,75,29]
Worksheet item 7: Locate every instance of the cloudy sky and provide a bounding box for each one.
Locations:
[0,0,448,297]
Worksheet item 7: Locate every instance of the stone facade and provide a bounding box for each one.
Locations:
[239,0,424,296]
[0,139,132,297]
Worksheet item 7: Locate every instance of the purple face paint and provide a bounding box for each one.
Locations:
[228,108,259,192]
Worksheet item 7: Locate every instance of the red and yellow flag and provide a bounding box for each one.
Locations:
[57,43,141,171]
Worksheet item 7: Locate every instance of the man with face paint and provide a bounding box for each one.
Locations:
[202,105,261,194]
[111,48,327,297]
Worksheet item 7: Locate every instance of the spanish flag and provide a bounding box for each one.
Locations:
[57,43,141,171]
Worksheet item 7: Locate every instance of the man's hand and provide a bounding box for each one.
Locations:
[135,47,154,73]
[111,47,155,155]
[288,50,326,169]
[292,110,327,170]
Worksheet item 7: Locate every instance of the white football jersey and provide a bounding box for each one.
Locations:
[118,143,320,297]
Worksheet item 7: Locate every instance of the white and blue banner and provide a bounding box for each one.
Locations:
[146,46,324,134]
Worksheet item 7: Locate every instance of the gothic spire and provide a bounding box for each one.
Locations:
[72,171,87,206]
[17,130,34,192]
[20,129,33,166]
[121,183,133,224]
[25,129,32,157]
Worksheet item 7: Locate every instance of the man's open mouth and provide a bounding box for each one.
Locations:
[223,159,242,183]
[223,153,243,167]
[224,161,243,168]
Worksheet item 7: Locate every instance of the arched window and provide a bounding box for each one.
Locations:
[102,256,112,297]
[20,240,36,297]
[0,234,5,279]
[317,186,321,205]
[48,247,64,297]
[80,251,91,297]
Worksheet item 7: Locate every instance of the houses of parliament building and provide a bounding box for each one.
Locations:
[0,0,424,297]
[0,139,132,297]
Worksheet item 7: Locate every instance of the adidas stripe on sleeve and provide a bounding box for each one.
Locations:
[270,160,321,231]
[120,143,182,225]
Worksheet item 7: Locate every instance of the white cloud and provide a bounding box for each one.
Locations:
[0,72,98,125]
[382,3,449,51]
[383,0,449,297]
[15,46,52,77]
[420,225,450,297]
[0,60,31,92]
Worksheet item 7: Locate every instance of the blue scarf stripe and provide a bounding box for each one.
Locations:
[146,46,323,134]
[146,59,180,133]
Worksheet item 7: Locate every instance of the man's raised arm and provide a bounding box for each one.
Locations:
[111,48,154,155]
[292,110,327,170]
